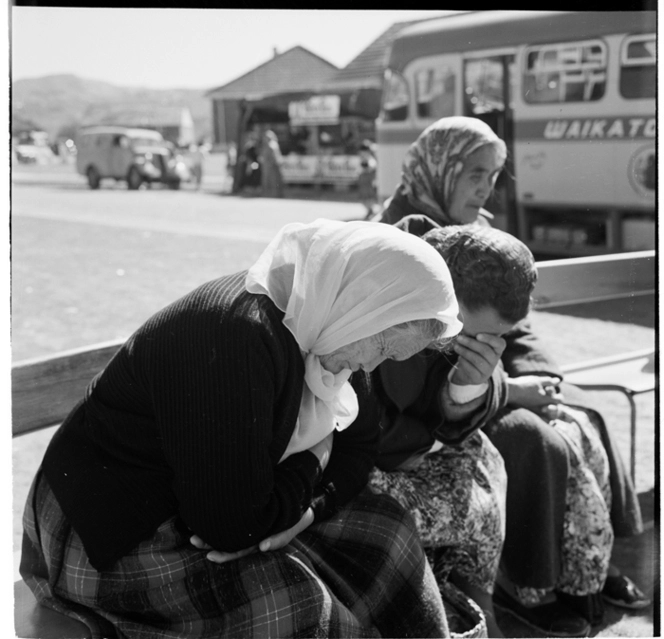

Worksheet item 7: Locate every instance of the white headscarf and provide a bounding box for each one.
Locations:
[246,218,462,460]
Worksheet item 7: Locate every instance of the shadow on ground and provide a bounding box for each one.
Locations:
[495,490,659,637]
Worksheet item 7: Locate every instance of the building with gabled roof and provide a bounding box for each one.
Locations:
[205,16,465,192]
[206,46,338,148]
[207,45,338,102]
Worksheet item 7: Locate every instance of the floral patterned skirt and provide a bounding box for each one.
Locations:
[515,406,614,604]
[369,430,507,595]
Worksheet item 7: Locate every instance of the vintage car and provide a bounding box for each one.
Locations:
[75,126,189,190]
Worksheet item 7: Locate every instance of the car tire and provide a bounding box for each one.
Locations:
[167,179,181,190]
[87,166,101,190]
[127,166,143,190]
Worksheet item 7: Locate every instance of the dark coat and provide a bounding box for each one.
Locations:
[352,350,508,472]
[43,271,380,571]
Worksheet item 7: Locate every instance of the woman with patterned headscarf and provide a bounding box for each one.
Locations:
[373,116,507,229]
[369,116,648,636]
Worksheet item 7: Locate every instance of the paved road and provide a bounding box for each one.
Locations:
[10,171,367,364]
[11,170,364,244]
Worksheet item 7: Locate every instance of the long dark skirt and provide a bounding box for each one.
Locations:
[485,397,642,596]
[21,471,449,639]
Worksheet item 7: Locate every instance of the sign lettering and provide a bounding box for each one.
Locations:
[281,154,361,183]
[288,95,341,126]
[519,116,655,141]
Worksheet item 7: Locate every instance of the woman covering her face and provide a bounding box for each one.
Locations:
[374,115,507,228]
[21,218,462,638]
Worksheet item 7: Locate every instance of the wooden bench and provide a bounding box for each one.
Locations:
[13,340,124,639]
[534,249,656,483]
[12,250,655,638]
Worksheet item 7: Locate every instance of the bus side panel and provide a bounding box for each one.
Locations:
[512,28,655,212]
[514,131,655,209]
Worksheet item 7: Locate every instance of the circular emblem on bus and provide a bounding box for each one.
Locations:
[628,145,656,197]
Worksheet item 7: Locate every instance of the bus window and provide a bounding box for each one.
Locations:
[415,67,456,119]
[464,59,505,114]
[523,40,607,103]
[620,34,656,99]
[381,69,409,122]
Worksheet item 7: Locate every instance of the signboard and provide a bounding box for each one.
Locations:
[281,155,319,182]
[288,95,341,126]
[281,154,362,185]
[319,155,361,182]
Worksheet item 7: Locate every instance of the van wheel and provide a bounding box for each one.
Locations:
[127,167,142,190]
[87,166,101,189]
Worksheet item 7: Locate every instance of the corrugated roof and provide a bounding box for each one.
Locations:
[206,46,338,101]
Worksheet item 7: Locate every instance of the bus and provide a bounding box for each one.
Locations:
[376,11,656,256]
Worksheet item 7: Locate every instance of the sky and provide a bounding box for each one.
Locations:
[10,7,458,90]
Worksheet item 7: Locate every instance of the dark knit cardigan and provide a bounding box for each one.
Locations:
[42,271,380,572]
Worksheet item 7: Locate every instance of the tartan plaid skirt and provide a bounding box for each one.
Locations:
[21,470,450,639]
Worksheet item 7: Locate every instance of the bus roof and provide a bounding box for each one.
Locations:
[389,11,657,72]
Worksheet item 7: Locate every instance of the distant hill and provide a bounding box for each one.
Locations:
[11,74,212,143]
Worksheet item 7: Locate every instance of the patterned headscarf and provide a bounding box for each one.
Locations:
[246,218,461,460]
[397,116,506,224]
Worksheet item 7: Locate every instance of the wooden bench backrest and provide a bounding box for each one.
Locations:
[533,250,655,309]
[12,339,124,437]
[11,251,656,438]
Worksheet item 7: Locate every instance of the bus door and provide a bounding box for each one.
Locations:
[463,55,517,234]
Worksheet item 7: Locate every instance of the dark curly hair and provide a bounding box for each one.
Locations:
[423,225,537,324]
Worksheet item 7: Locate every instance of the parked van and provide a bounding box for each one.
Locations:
[75,126,189,190]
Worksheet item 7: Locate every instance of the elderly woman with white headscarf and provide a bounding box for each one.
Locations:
[20,219,462,638]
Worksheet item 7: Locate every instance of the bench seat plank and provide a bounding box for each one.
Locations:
[561,349,655,395]
[14,580,91,639]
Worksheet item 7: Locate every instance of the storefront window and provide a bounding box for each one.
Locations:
[523,40,607,103]
[620,34,656,99]
[381,69,409,122]
[415,66,456,119]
